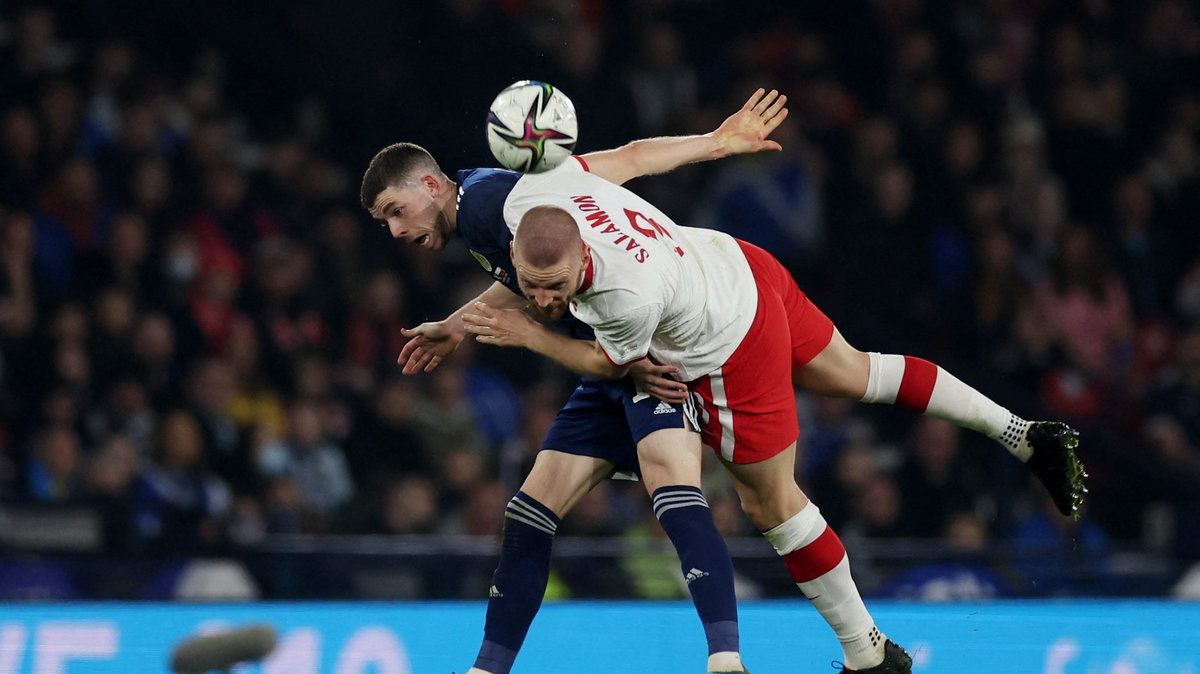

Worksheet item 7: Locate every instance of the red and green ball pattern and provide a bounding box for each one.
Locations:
[487,82,574,172]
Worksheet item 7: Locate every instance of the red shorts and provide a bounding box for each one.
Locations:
[689,240,835,464]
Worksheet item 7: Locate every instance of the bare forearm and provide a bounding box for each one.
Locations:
[447,282,524,325]
[583,134,725,186]
[526,330,627,379]
[582,88,788,185]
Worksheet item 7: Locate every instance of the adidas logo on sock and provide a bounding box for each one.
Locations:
[684,567,709,584]
[653,401,676,415]
[489,585,503,598]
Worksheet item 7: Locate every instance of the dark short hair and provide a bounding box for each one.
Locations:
[359,142,441,210]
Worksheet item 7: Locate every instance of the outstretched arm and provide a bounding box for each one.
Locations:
[462,302,627,379]
[581,88,788,185]
[464,303,692,400]
[397,281,526,374]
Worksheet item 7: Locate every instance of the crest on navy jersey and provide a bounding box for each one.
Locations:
[470,249,509,283]
[470,250,493,272]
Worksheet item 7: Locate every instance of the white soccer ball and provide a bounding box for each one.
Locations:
[486,80,578,173]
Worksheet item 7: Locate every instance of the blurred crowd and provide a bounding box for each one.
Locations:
[1,0,1198,600]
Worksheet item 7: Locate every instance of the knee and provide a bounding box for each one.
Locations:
[637,429,702,491]
[796,336,871,399]
[822,348,871,398]
[737,496,766,529]
[736,484,807,530]
[830,344,870,394]
[737,491,778,530]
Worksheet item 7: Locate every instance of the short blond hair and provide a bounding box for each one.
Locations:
[514,206,581,267]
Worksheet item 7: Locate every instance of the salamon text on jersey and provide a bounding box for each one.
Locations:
[571,195,650,263]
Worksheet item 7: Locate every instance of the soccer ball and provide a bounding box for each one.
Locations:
[486,80,578,173]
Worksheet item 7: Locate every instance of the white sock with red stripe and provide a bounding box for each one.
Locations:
[861,352,1033,461]
[762,502,884,671]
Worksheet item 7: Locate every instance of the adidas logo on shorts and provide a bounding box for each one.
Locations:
[489,585,503,598]
[653,401,676,415]
[684,568,709,584]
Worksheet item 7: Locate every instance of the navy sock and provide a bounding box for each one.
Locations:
[652,485,740,655]
[473,491,560,674]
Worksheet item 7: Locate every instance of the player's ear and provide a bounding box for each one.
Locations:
[419,173,440,197]
[580,242,590,265]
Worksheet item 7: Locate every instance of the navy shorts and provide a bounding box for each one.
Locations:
[539,377,691,476]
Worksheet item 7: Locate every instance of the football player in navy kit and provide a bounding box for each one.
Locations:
[361,89,789,674]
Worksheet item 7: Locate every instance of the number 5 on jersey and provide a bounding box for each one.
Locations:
[625,209,685,257]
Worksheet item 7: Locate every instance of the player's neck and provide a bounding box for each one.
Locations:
[577,255,594,293]
[444,178,460,231]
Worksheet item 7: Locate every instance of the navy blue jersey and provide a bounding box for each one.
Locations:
[455,168,522,294]
[455,167,594,339]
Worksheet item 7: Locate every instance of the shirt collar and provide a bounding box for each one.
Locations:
[578,254,595,294]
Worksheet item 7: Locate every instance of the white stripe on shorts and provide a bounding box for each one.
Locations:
[681,393,700,432]
[709,371,735,462]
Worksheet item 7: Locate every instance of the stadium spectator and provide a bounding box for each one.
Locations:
[1035,226,1135,377]
[24,425,83,503]
[133,409,230,552]
[875,511,1011,601]
[342,376,432,485]
[1012,493,1114,596]
[82,433,139,551]
[254,398,354,530]
[373,474,440,536]
[896,418,984,538]
[83,376,156,455]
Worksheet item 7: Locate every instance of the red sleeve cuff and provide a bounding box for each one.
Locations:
[572,155,590,172]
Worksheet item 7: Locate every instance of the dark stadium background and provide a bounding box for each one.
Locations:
[1,0,1198,602]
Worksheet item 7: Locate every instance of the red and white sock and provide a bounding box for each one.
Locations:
[762,503,884,670]
[861,352,1033,461]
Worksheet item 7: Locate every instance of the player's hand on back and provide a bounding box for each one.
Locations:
[628,359,689,404]
[398,320,463,374]
[713,88,788,157]
[462,302,542,348]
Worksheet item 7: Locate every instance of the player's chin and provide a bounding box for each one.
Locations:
[534,305,567,321]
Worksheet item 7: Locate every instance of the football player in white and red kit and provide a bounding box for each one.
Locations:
[463,156,1086,673]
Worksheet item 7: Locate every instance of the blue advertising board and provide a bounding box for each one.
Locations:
[0,600,1195,673]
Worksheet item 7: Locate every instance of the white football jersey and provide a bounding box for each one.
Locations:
[503,157,758,382]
